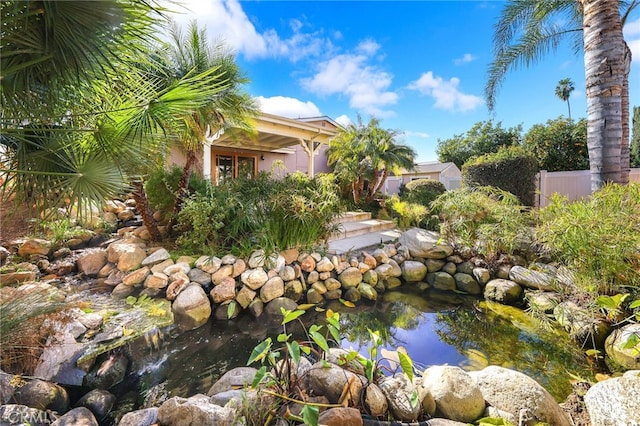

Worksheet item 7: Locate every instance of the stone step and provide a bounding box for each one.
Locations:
[328,229,403,255]
[332,211,372,224]
[329,218,396,241]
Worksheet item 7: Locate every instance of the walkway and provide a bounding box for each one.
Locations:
[327,211,402,255]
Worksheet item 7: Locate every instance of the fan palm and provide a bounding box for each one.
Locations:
[555,78,575,119]
[157,20,258,234]
[1,2,236,236]
[327,116,416,204]
[485,0,638,190]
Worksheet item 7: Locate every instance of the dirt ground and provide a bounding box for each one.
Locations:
[0,198,36,244]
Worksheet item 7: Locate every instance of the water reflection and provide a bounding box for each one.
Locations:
[131,288,598,404]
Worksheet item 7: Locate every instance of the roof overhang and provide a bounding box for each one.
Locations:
[209,112,338,152]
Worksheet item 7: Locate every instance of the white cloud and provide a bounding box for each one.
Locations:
[300,43,398,117]
[403,130,430,139]
[255,96,321,118]
[625,18,640,63]
[165,0,333,62]
[334,114,352,127]
[408,71,483,112]
[454,53,477,65]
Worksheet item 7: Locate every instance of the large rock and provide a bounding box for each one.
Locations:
[141,248,170,267]
[454,273,481,295]
[194,256,222,274]
[18,239,52,257]
[378,374,421,421]
[74,389,115,421]
[50,407,98,426]
[108,243,146,272]
[364,383,388,417]
[421,366,484,423]
[317,407,363,426]
[0,404,53,426]
[484,279,523,304]
[469,365,571,426]
[554,301,611,349]
[157,394,236,426]
[118,407,158,426]
[399,228,453,259]
[427,272,456,291]
[241,268,269,290]
[604,323,640,370]
[171,285,212,331]
[210,277,236,304]
[207,367,258,396]
[508,265,555,291]
[584,370,640,426]
[13,379,69,413]
[339,267,363,288]
[307,362,365,405]
[401,261,427,282]
[260,276,284,303]
[77,249,108,277]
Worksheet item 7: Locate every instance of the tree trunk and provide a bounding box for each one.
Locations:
[132,180,161,241]
[620,42,632,183]
[166,149,196,235]
[581,0,625,191]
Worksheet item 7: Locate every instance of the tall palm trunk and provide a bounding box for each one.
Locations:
[132,180,161,241]
[620,42,632,183]
[166,149,197,235]
[581,0,626,191]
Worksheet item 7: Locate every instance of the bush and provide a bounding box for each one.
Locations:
[431,186,533,260]
[462,146,538,206]
[536,183,640,295]
[176,172,345,255]
[145,166,210,213]
[399,179,446,207]
[387,195,430,229]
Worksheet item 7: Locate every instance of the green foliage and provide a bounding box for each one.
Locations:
[436,120,522,169]
[537,183,640,295]
[523,117,588,172]
[144,165,209,213]
[632,106,640,168]
[399,178,446,206]
[431,186,532,260]
[462,145,539,207]
[176,171,344,256]
[386,195,430,229]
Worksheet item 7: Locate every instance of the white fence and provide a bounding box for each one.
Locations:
[536,168,640,207]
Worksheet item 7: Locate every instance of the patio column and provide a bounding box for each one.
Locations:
[299,136,321,178]
[203,127,225,180]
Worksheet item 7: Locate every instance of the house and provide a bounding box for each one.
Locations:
[168,112,340,183]
[384,161,462,194]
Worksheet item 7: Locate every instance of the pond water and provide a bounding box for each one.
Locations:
[122,286,599,414]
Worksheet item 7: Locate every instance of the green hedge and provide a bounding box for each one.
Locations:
[399,178,446,207]
[462,146,538,206]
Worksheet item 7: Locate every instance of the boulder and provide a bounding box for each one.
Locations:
[194,256,222,274]
[264,297,297,316]
[454,273,481,295]
[339,267,363,288]
[122,266,149,286]
[554,301,611,348]
[241,268,269,290]
[427,272,456,291]
[584,370,640,426]
[484,279,523,304]
[117,407,158,426]
[210,277,236,304]
[207,367,258,396]
[74,389,115,421]
[0,404,52,426]
[472,267,491,285]
[316,257,335,272]
[469,365,571,426]
[307,362,365,405]
[364,383,388,417]
[318,407,363,426]
[141,248,170,267]
[18,239,51,257]
[248,250,265,269]
[13,379,69,413]
[76,249,108,277]
[399,228,453,259]
[235,286,256,309]
[421,366,484,423]
[108,243,146,272]
[604,323,640,370]
[171,285,212,331]
[260,276,284,303]
[50,407,98,425]
[157,394,235,426]
[401,261,427,282]
[378,374,421,421]
[509,265,555,291]
[188,268,212,286]
[211,264,233,285]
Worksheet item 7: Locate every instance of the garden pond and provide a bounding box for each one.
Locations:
[116,287,599,417]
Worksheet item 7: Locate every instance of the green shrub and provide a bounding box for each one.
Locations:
[462,146,538,206]
[536,183,640,295]
[145,166,210,213]
[399,178,446,207]
[387,195,430,229]
[431,186,533,260]
[176,172,345,255]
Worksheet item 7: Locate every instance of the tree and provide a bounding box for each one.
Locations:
[158,21,257,234]
[631,106,640,168]
[436,120,522,169]
[524,117,589,171]
[327,117,416,205]
[0,1,233,237]
[555,78,575,119]
[486,0,638,191]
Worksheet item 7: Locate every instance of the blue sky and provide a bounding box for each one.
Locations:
[167,1,640,162]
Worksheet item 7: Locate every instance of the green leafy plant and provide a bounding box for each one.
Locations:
[386,195,430,229]
[399,178,446,207]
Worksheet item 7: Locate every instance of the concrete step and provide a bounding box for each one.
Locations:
[333,211,372,224]
[330,218,396,240]
[328,228,403,255]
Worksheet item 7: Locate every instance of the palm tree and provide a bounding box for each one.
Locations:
[158,21,258,235]
[327,116,416,204]
[555,78,575,119]
[0,1,234,235]
[486,0,638,191]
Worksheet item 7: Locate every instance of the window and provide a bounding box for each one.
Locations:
[213,152,257,184]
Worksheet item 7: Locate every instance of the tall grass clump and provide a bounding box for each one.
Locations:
[386,195,430,229]
[537,183,640,296]
[176,172,345,256]
[0,285,68,374]
[431,186,533,260]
